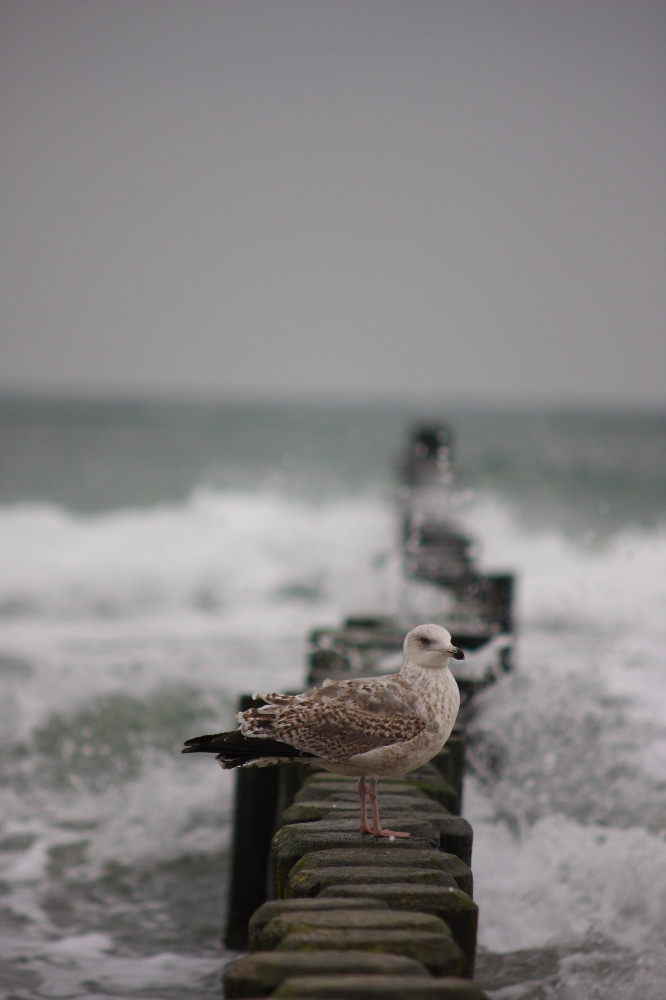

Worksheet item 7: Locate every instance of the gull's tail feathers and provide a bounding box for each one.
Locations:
[236,693,296,738]
[181,730,315,769]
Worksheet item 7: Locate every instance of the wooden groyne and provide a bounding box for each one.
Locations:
[222,423,514,999]
[224,759,483,998]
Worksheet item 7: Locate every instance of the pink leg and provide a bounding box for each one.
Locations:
[368,777,411,839]
[358,776,373,834]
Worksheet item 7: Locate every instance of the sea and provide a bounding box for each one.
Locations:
[0,397,665,1000]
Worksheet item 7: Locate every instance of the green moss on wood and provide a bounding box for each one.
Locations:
[273,973,489,998]
[290,865,456,898]
[318,883,478,977]
[289,848,473,898]
[223,950,429,998]
[248,898,387,951]
[271,826,441,899]
[276,929,465,977]
[258,909,450,951]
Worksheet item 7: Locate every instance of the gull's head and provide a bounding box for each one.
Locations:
[403,623,465,669]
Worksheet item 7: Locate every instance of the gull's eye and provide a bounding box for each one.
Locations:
[419,637,430,646]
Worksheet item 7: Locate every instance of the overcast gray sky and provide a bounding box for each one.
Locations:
[1,0,664,405]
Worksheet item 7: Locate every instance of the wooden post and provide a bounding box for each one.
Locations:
[224,696,281,950]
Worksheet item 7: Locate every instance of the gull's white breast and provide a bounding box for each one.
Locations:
[316,664,460,778]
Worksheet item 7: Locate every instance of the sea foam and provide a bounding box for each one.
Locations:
[0,486,665,998]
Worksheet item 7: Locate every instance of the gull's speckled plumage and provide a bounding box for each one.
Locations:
[182,624,463,837]
[237,622,461,778]
[238,676,426,762]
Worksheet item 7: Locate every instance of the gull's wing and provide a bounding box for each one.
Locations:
[239,676,426,761]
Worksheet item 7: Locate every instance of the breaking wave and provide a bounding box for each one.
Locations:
[0,486,664,998]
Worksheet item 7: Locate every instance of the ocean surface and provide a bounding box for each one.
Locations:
[0,397,665,1000]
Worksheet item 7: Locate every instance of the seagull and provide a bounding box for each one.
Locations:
[183,623,463,838]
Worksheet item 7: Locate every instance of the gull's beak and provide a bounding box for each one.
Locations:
[448,645,465,661]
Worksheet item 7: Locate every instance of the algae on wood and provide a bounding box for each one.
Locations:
[289,865,456,898]
[277,928,465,977]
[223,950,429,998]
[319,883,478,977]
[273,972,489,998]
